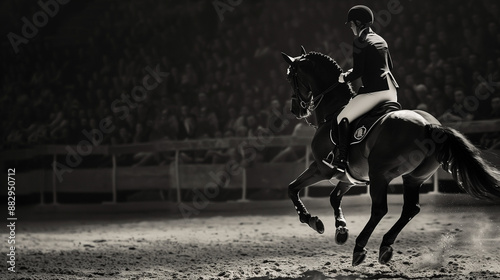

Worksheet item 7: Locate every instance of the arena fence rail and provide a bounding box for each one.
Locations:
[1,119,499,205]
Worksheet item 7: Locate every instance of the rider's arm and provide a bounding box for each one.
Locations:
[343,38,366,82]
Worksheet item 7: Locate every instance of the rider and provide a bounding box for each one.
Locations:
[323,5,399,172]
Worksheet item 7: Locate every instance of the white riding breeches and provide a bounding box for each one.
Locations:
[337,79,398,123]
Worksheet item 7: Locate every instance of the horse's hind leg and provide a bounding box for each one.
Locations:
[330,181,353,244]
[288,162,326,234]
[378,175,426,264]
[353,174,389,266]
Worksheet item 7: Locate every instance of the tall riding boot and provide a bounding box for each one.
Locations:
[323,118,350,172]
[333,118,350,172]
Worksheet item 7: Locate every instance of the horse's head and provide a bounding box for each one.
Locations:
[282,47,350,120]
[282,47,314,119]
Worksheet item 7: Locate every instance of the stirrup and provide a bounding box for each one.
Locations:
[334,161,347,173]
[322,151,335,169]
[322,153,347,173]
[322,159,347,173]
[322,159,335,169]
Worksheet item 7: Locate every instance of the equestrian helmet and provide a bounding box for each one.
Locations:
[346,5,374,25]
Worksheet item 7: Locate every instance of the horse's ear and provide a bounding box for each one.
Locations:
[281,52,294,65]
[300,45,306,55]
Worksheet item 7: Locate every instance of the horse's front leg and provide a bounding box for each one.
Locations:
[329,181,354,244]
[288,162,326,234]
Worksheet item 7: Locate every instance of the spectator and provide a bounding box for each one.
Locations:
[203,130,239,164]
[3,0,500,158]
[132,123,147,143]
[224,107,239,132]
[424,51,444,75]
[111,126,134,165]
[235,125,248,138]
[178,105,198,140]
[234,106,250,131]
[270,123,309,163]
[197,106,219,137]
[252,98,269,127]
[438,89,475,122]
[480,96,500,149]
[413,84,429,108]
[428,87,448,117]
[246,115,265,137]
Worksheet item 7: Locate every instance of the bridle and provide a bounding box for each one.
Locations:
[289,59,340,118]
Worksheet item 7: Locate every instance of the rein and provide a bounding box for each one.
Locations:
[313,81,340,108]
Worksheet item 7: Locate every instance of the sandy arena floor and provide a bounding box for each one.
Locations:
[7,194,500,280]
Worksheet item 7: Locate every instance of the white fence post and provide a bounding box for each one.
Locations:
[40,168,45,205]
[51,154,58,205]
[175,150,181,203]
[241,167,247,201]
[111,154,117,203]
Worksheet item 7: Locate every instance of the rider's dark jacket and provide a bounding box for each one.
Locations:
[344,28,399,94]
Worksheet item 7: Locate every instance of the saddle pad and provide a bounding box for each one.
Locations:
[331,102,401,146]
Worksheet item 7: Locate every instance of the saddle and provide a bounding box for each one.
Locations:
[330,101,401,146]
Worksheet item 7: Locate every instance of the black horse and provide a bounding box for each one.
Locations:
[281,47,500,266]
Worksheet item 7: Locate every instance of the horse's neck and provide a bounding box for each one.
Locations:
[314,88,349,123]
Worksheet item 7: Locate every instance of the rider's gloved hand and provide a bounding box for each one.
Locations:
[338,69,353,83]
[338,73,346,83]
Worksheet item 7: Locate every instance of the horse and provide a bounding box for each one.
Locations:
[281,47,500,266]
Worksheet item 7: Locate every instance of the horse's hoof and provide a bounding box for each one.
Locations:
[352,248,367,266]
[335,219,347,228]
[308,216,325,234]
[299,213,311,224]
[335,227,349,245]
[378,246,393,265]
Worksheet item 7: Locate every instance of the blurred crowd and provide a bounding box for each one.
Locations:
[2,0,500,157]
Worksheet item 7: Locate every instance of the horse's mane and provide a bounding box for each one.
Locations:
[304,51,354,94]
[305,51,343,73]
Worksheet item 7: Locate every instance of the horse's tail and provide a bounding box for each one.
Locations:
[427,124,500,200]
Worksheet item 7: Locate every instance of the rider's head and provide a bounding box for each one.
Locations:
[346,5,374,36]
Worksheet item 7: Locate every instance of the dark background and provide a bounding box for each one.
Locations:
[2,0,499,151]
